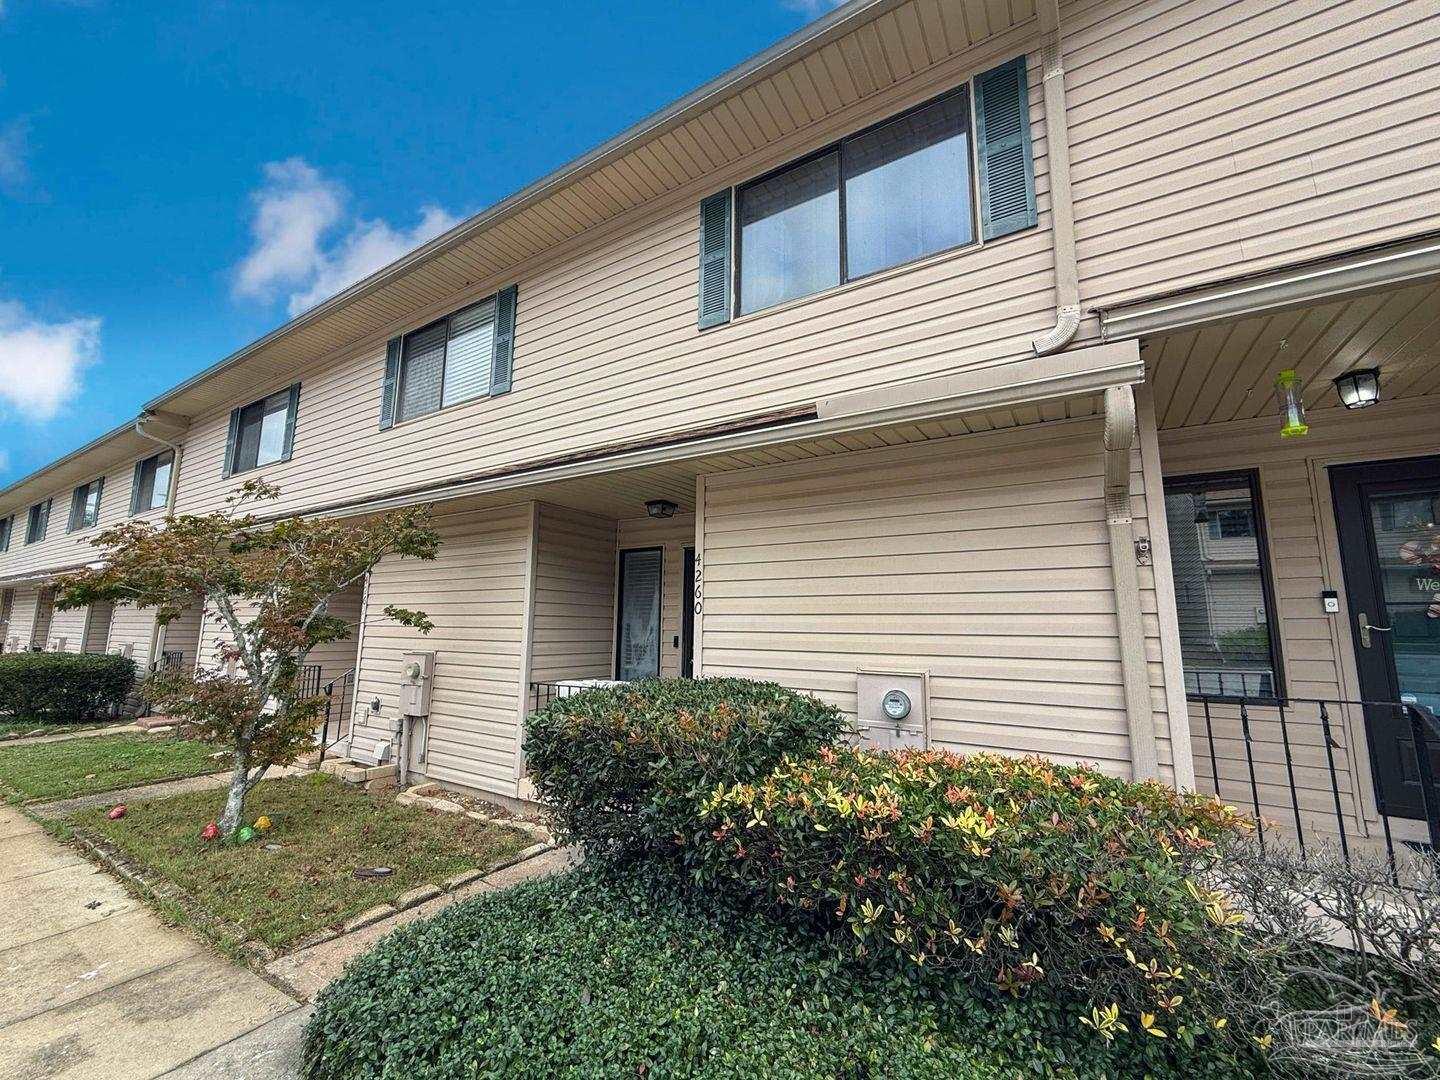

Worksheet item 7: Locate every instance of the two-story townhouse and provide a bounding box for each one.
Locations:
[3,0,1437,851]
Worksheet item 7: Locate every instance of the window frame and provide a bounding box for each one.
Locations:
[67,477,104,533]
[0,515,11,553]
[24,500,49,545]
[224,383,300,478]
[1163,469,1287,703]
[730,83,981,320]
[392,293,501,428]
[132,449,174,516]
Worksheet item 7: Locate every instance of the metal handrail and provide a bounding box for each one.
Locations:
[316,668,356,765]
[1190,693,1439,881]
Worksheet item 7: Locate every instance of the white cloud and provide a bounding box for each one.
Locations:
[782,0,845,16]
[0,299,98,421]
[233,158,459,318]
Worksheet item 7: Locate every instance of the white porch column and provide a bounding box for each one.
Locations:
[1102,384,1160,781]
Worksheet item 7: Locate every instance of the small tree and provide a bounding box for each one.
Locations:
[55,480,440,836]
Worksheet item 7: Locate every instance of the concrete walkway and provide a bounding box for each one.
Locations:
[0,805,300,1080]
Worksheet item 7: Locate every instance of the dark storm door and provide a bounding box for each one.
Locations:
[1332,456,1440,820]
[681,546,696,678]
[615,548,662,681]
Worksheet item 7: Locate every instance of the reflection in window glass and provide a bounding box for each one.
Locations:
[843,92,973,279]
[738,152,840,314]
[234,390,294,473]
[1164,475,1278,699]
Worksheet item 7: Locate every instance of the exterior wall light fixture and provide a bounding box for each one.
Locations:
[1332,368,1381,410]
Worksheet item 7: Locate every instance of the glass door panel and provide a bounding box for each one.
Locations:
[616,548,662,682]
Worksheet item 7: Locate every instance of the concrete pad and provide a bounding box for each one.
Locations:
[479,844,577,890]
[0,859,137,951]
[161,1005,314,1080]
[0,827,88,882]
[0,907,198,1025]
[0,953,299,1080]
[0,810,46,841]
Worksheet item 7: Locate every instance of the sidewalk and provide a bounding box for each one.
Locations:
[0,805,300,1080]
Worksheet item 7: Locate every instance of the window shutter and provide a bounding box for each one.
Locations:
[130,461,144,516]
[697,190,732,329]
[975,55,1038,241]
[489,284,518,396]
[222,407,242,478]
[281,383,300,462]
[379,336,402,429]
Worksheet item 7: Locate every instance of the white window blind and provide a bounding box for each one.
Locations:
[441,299,496,408]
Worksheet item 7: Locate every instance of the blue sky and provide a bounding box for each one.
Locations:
[0,0,841,484]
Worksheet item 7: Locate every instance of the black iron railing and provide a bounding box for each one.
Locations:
[1190,694,1439,880]
[529,678,632,712]
[316,668,356,765]
[153,650,184,673]
[298,663,323,699]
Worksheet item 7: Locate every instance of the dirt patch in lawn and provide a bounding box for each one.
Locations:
[0,733,226,803]
[69,772,532,949]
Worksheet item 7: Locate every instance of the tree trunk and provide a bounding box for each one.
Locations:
[218,743,252,837]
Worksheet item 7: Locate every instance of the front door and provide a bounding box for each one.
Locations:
[615,548,662,681]
[1332,456,1440,820]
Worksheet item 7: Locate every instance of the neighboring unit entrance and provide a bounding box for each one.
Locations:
[1332,456,1440,821]
[615,547,662,681]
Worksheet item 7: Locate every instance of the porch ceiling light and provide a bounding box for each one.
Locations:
[1333,367,1381,410]
[645,499,679,519]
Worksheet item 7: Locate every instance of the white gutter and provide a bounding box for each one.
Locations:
[133,410,187,513]
[1030,0,1081,355]
[315,341,1142,519]
[1097,231,1440,341]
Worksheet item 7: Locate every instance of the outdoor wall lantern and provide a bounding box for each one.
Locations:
[1332,368,1381,410]
[645,499,679,519]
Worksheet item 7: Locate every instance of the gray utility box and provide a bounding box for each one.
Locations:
[854,670,930,750]
[399,651,435,716]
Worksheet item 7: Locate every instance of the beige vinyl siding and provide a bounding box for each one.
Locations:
[166,44,1056,525]
[0,460,162,582]
[353,501,530,798]
[107,604,160,668]
[1067,0,1440,310]
[617,513,696,680]
[1157,397,1437,835]
[305,580,363,726]
[699,419,1180,782]
[528,505,617,685]
[47,604,88,653]
[81,600,114,654]
[30,588,55,650]
[6,586,39,652]
[156,604,203,671]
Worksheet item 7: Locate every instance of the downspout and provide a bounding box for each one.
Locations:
[1031,0,1082,356]
[1102,385,1160,781]
[133,411,186,671]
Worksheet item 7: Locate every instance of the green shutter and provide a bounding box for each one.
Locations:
[975,55,1037,241]
[380,336,402,429]
[489,284,517,396]
[697,189,732,329]
[281,383,301,462]
[222,407,242,477]
[130,461,144,516]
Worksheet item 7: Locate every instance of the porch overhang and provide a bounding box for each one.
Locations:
[309,340,1141,521]
[1096,231,1440,342]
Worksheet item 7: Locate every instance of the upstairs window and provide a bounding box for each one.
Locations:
[131,450,173,514]
[224,384,299,477]
[25,499,50,544]
[1163,472,1284,700]
[698,56,1035,328]
[736,89,974,315]
[68,478,104,531]
[0,515,11,553]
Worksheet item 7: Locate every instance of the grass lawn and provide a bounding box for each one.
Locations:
[0,734,226,803]
[70,772,533,949]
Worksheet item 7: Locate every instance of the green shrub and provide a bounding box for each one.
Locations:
[302,865,1257,1080]
[523,677,845,858]
[0,652,136,722]
[693,747,1252,1045]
